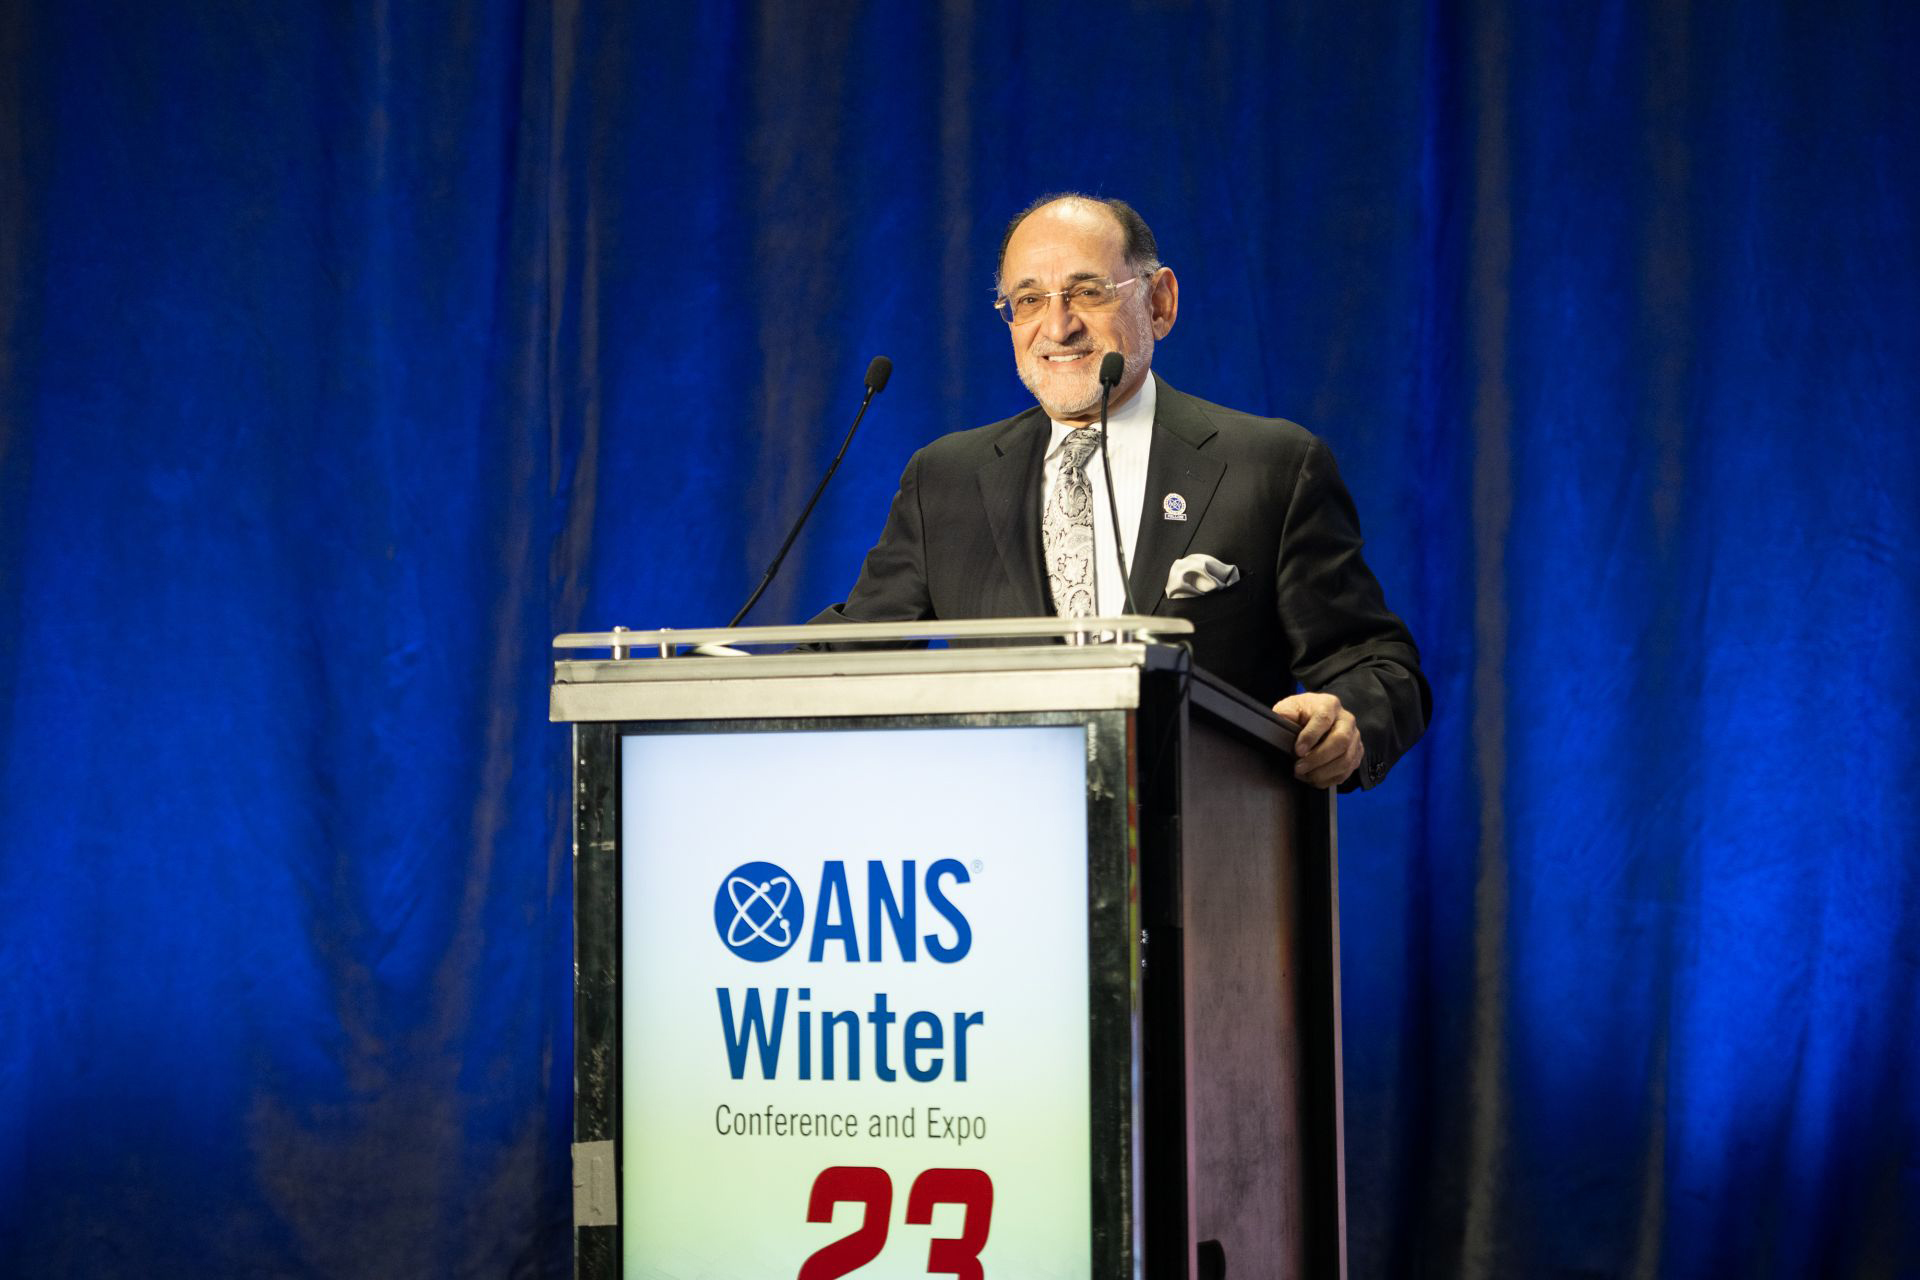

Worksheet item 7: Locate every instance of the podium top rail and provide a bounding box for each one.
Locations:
[546,617,1231,724]
[552,615,1195,656]
[549,617,1296,753]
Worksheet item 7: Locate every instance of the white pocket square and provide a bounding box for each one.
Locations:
[1165,553,1241,599]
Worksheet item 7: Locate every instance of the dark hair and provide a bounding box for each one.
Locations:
[995,193,1162,283]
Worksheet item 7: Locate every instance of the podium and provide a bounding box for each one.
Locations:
[553,619,1346,1279]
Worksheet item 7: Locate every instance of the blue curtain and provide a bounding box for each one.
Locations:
[3,2,1915,1275]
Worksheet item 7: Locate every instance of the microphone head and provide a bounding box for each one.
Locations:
[865,356,894,394]
[1099,352,1125,387]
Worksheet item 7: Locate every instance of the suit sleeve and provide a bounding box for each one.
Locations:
[809,449,935,627]
[1276,436,1431,790]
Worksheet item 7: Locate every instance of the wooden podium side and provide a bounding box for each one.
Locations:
[1141,667,1344,1280]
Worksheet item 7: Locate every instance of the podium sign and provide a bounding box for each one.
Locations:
[619,725,1096,1275]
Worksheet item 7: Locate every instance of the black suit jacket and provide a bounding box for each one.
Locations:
[816,380,1430,789]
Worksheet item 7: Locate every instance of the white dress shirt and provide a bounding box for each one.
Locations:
[1041,372,1157,615]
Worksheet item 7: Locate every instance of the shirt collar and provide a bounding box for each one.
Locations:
[1046,371,1158,456]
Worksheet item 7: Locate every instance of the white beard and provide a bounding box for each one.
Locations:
[1017,299,1156,420]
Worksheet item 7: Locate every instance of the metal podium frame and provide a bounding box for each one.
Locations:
[552,618,1346,1280]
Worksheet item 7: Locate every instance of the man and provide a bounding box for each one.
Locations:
[817,194,1428,790]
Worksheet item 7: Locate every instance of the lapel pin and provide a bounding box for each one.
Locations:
[1162,492,1188,522]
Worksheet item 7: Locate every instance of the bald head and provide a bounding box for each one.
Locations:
[995,194,1161,285]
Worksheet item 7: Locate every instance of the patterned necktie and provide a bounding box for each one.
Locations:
[1044,428,1104,617]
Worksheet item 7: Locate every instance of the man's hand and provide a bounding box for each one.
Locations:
[1272,692,1364,789]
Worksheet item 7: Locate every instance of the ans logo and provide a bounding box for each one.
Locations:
[714,861,805,962]
[712,859,972,965]
[713,859,982,1082]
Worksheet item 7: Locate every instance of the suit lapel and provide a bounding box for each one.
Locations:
[977,411,1051,616]
[1129,382,1225,615]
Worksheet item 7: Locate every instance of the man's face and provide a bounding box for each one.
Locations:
[998,201,1177,424]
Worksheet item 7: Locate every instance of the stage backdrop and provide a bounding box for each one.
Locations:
[3,1,1916,1276]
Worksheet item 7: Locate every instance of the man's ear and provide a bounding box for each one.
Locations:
[1150,266,1179,338]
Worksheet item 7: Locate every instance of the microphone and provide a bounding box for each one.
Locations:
[1095,353,1140,617]
[727,356,893,627]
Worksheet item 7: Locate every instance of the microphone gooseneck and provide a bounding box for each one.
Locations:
[1095,353,1140,617]
[727,356,893,627]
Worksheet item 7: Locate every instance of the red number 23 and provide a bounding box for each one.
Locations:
[798,1165,994,1279]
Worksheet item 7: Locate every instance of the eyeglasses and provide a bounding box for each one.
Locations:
[993,272,1152,326]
